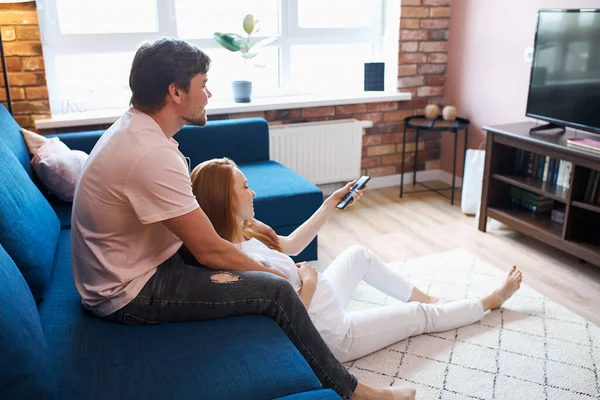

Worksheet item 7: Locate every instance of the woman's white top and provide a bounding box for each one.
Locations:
[239,238,349,348]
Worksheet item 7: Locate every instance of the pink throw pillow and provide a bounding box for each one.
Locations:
[21,128,88,202]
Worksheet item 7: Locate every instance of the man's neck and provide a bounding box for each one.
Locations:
[147,107,184,139]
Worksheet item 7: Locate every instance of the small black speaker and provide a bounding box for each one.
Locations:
[364,62,385,91]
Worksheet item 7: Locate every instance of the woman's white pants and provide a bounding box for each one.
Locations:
[323,246,485,363]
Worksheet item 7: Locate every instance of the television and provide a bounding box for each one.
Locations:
[526,9,600,134]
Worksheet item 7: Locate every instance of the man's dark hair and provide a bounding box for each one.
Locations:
[129,38,211,114]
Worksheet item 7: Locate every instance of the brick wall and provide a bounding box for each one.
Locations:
[0,1,48,129]
[1,0,450,178]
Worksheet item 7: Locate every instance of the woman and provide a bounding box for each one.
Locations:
[190,158,523,363]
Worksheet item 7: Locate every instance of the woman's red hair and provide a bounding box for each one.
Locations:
[190,158,282,252]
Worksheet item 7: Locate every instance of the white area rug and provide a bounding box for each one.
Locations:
[339,249,600,399]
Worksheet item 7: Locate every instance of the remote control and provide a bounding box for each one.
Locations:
[336,176,370,210]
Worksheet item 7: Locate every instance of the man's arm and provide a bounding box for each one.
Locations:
[162,208,285,278]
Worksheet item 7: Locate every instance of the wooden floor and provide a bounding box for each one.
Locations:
[317,183,600,325]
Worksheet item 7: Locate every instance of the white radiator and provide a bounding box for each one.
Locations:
[269,119,366,185]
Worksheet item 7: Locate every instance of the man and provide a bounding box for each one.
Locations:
[71,38,415,400]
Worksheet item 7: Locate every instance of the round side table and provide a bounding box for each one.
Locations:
[400,115,471,205]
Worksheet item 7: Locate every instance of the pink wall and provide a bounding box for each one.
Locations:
[441,0,600,175]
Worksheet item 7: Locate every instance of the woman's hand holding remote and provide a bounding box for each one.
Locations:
[324,180,365,210]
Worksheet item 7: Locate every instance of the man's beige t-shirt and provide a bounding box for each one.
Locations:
[71,108,199,317]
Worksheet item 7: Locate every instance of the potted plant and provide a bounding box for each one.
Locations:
[214,14,277,103]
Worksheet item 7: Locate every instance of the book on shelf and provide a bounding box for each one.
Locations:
[583,170,600,204]
[567,138,600,155]
[542,156,550,182]
[551,208,565,225]
[515,150,573,188]
[509,186,554,213]
[562,161,573,188]
[556,161,565,188]
[526,152,534,176]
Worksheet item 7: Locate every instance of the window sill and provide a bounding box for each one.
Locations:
[35,91,412,130]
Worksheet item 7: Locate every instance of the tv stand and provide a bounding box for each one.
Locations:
[529,122,566,134]
[479,122,600,267]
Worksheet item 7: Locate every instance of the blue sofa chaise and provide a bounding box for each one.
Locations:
[0,107,337,400]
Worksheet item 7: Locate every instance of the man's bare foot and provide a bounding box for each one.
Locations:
[353,383,416,399]
[389,386,417,400]
[481,266,523,311]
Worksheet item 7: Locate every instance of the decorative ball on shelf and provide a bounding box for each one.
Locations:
[424,104,440,120]
[442,105,458,121]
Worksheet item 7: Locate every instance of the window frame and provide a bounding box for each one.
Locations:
[37,0,400,116]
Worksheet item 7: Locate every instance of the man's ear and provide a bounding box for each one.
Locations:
[168,83,182,103]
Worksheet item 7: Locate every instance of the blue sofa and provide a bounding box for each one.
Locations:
[0,107,338,400]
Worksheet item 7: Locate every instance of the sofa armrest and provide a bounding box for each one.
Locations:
[175,117,270,167]
[47,130,105,154]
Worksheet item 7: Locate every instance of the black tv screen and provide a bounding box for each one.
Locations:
[526,9,600,134]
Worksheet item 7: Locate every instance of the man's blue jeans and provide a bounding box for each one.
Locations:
[104,248,358,399]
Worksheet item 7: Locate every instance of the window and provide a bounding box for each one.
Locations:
[37,0,399,116]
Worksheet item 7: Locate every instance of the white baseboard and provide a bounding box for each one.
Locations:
[318,169,462,196]
[438,170,463,187]
[367,169,462,190]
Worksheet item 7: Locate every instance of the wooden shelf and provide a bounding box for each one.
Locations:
[487,207,563,238]
[481,122,600,267]
[566,240,600,264]
[571,201,600,214]
[492,174,569,203]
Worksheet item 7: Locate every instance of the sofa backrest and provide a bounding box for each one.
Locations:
[0,104,34,178]
[176,118,270,167]
[0,243,55,399]
[0,121,60,302]
[48,129,106,154]
[53,118,271,169]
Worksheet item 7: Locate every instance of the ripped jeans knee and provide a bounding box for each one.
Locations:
[210,272,240,283]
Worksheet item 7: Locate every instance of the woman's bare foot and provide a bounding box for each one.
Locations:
[408,287,439,304]
[417,294,455,305]
[481,266,523,311]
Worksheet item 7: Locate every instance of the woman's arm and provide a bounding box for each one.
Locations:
[297,262,318,309]
[279,181,363,256]
[299,279,317,309]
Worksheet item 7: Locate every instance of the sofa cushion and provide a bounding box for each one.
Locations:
[49,197,72,229]
[240,161,323,228]
[39,231,323,400]
[0,244,55,399]
[0,141,60,301]
[22,129,89,202]
[0,104,33,178]
[177,118,269,166]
